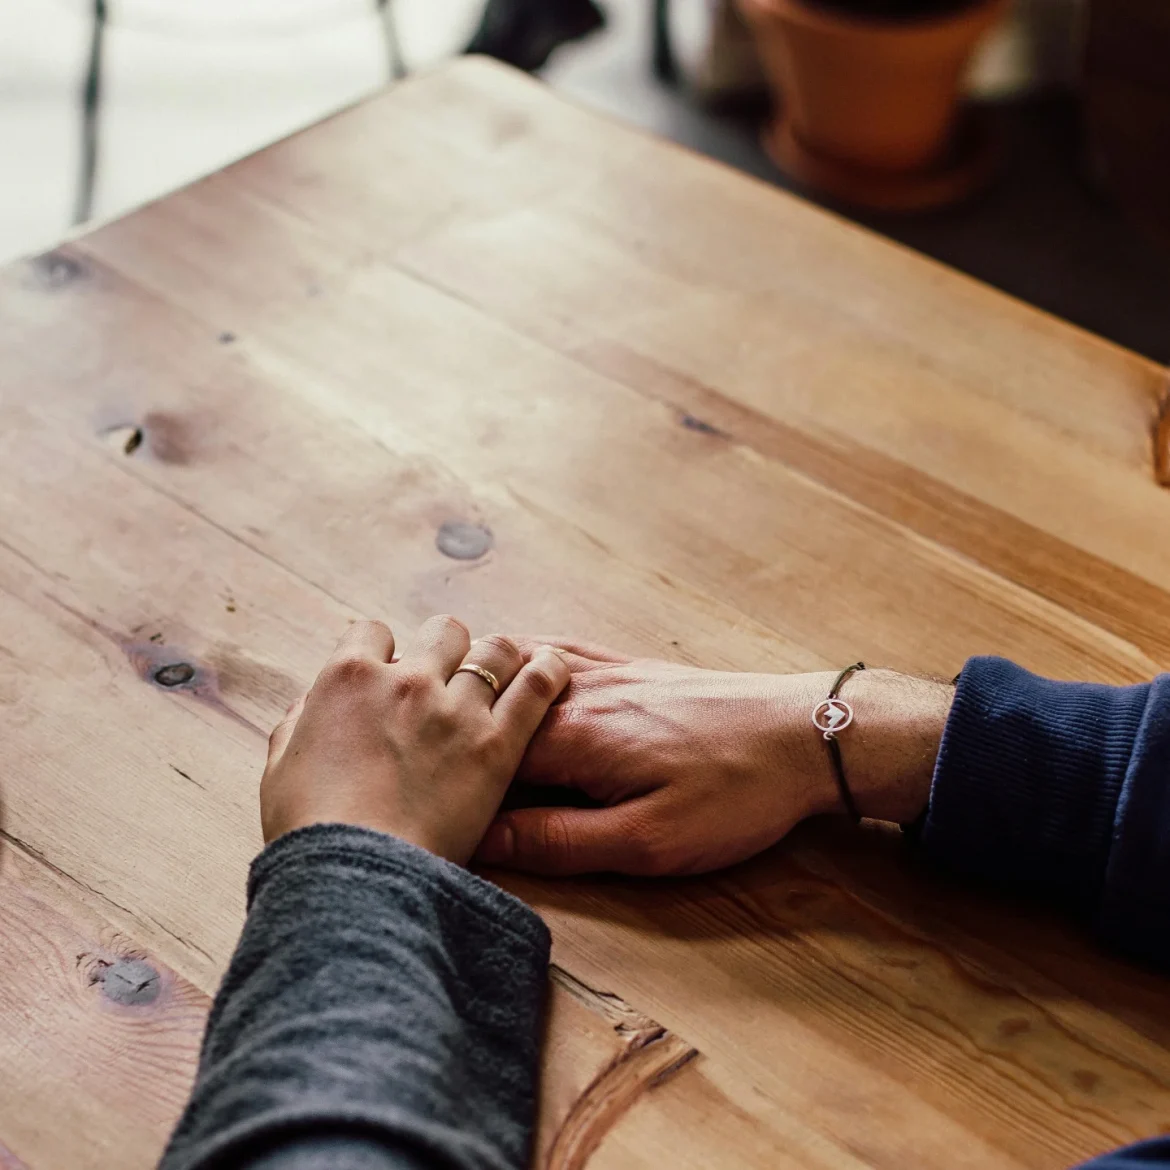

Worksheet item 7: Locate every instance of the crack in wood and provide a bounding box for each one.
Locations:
[543,965,699,1170]
[141,911,213,965]
[0,830,212,967]
[102,451,360,617]
[0,830,141,927]
[168,763,206,790]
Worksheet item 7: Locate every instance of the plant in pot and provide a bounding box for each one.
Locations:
[735,0,1011,210]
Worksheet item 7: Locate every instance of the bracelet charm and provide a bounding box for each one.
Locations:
[812,697,854,738]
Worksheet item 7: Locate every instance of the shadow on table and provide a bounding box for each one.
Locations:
[496,814,1170,1056]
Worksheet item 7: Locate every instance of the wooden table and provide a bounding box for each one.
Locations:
[2,57,1170,1170]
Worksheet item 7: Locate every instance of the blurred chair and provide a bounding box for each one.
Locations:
[0,0,483,262]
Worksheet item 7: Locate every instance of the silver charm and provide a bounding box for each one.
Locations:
[812,697,854,739]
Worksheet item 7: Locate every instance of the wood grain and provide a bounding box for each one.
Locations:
[1,55,1169,1169]
[0,843,206,1169]
[537,967,697,1170]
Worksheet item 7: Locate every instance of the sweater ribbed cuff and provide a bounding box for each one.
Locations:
[250,823,550,954]
[161,823,550,1170]
[921,657,1150,909]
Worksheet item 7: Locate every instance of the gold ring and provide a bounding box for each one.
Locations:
[454,663,500,696]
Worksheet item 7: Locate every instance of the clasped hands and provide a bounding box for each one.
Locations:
[263,616,953,875]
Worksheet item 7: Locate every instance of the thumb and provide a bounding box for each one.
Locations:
[475,801,658,876]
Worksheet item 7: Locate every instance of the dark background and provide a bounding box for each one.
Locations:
[542,0,1170,363]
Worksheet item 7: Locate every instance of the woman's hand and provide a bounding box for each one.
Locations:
[262,617,570,865]
[475,640,953,876]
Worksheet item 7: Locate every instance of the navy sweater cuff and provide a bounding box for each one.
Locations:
[921,657,1170,963]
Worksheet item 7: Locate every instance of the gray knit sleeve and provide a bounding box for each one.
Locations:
[158,824,550,1170]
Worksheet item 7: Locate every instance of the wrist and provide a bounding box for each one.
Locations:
[793,668,954,824]
[264,795,469,865]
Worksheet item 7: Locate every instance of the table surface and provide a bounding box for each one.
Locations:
[2,56,1170,1170]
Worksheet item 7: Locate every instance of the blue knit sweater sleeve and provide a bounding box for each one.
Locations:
[922,658,1170,1169]
[922,656,1170,969]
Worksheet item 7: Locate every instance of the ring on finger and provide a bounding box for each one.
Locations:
[453,663,500,696]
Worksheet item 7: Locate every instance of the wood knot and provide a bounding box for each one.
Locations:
[27,250,87,290]
[436,521,494,561]
[154,662,196,688]
[998,1016,1031,1039]
[97,959,161,1006]
[680,413,724,437]
[101,423,144,456]
[96,411,199,464]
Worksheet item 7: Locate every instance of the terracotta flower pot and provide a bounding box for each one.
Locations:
[736,0,1009,175]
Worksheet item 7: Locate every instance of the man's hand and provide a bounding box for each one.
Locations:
[475,641,953,876]
[262,617,570,865]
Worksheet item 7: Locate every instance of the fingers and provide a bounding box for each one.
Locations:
[267,694,307,767]
[492,646,571,743]
[448,635,525,704]
[513,636,634,667]
[398,614,471,679]
[326,619,396,666]
[513,698,612,787]
[474,801,657,875]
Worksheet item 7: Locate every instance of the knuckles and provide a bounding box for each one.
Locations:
[474,633,522,665]
[354,618,393,639]
[517,664,559,703]
[387,667,438,703]
[430,613,470,639]
[476,632,520,656]
[316,655,383,692]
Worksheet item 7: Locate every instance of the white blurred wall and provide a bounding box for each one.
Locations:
[0,0,483,263]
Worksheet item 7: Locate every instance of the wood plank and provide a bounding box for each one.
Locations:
[537,968,698,1170]
[0,845,205,1170]
[386,186,1170,629]
[61,58,1170,594]
[0,836,696,1170]
[1,54,1169,1170]
[21,72,1168,670]
[507,825,1170,1168]
[4,287,1151,1165]
[1,241,1156,685]
[4,287,1155,1164]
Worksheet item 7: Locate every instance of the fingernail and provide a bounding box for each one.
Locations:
[480,821,514,862]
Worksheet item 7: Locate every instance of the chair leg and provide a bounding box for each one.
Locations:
[652,0,678,83]
[467,0,606,73]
